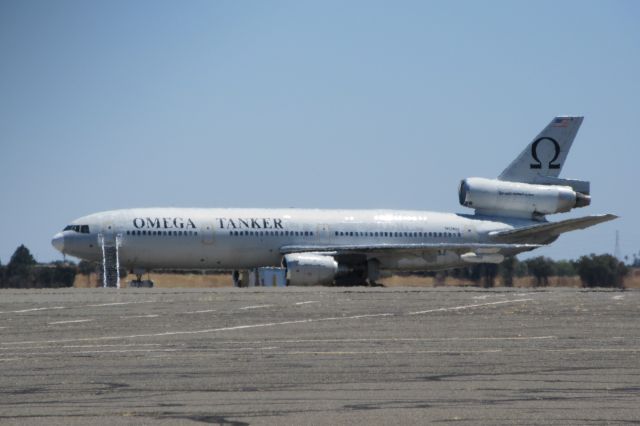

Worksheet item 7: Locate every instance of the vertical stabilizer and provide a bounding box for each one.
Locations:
[498,116,583,183]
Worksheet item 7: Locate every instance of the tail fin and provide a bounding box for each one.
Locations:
[498,116,583,183]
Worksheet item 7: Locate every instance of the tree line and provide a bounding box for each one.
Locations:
[0,244,633,289]
[0,245,77,288]
[436,254,629,288]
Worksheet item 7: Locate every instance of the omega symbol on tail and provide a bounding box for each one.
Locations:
[530,137,561,169]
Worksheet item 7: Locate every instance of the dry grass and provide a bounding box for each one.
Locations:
[380,275,584,288]
[74,272,232,288]
[75,268,640,289]
[382,269,640,288]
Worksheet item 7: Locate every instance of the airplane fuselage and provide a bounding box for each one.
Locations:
[52,207,527,272]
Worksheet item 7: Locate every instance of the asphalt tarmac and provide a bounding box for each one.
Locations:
[0,287,639,425]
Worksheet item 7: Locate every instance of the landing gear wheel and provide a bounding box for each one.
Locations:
[129,271,154,288]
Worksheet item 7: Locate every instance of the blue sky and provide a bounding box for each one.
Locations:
[1,0,638,264]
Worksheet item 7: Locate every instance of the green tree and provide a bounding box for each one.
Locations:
[575,254,628,288]
[6,245,36,287]
[555,260,576,277]
[8,245,36,268]
[78,260,97,286]
[525,256,556,287]
[481,263,498,288]
[499,256,517,287]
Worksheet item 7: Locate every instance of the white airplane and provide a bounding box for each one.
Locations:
[52,116,616,286]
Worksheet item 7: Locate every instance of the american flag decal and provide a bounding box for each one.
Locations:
[552,117,571,127]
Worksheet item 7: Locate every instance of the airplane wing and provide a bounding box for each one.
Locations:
[280,242,541,256]
[488,214,618,244]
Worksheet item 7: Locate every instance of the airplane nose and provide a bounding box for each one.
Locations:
[51,232,65,253]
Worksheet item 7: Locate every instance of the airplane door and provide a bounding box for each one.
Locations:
[99,222,120,246]
[317,224,330,242]
[465,223,478,242]
[201,223,215,245]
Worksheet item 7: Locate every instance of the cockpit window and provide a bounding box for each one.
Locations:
[63,225,90,234]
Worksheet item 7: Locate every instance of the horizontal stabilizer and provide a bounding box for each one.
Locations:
[489,214,618,244]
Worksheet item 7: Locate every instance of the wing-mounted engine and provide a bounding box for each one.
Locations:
[282,253,367,286]
[283,253,338,286]
[459,177,590,219]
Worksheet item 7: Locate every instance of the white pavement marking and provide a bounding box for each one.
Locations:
[120,315,159,319]
[281,349,503,355]
[239,305,274,310]
[183,309,216,314]
[87,301,155,307]
[294,301,320,305]
[407,299,533,315]
[5,307,66,314]
[546,348,640,353]
[5,349,182,357]
[0,297,534,346]
[0,301,159,315]
[612,295,625,300]
[48,319,94,325]
[0,343,162,350]
[213,336,557,345]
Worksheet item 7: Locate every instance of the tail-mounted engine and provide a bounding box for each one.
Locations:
[459,177,590,218]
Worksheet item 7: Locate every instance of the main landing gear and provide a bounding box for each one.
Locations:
[129,269,154,288]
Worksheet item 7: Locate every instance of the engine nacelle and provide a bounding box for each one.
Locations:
[459,177,590,217]
[283,253,339,286]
